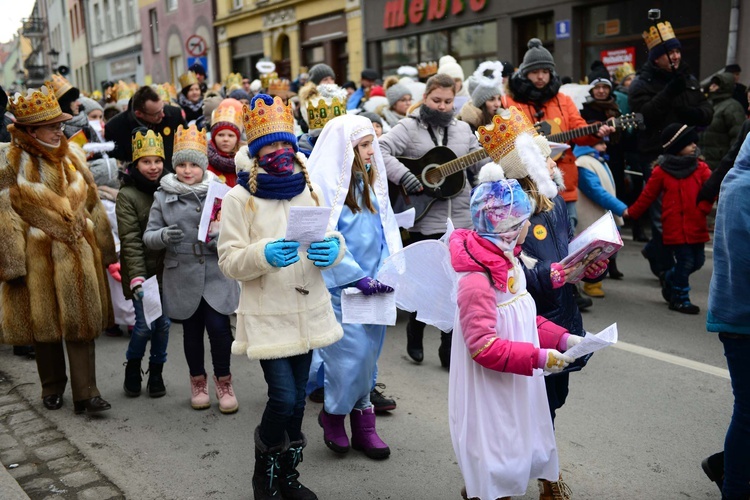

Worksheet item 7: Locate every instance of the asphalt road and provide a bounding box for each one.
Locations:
[0,238,729,499]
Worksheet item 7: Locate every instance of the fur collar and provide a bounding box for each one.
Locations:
[9,124,71,163]
[234,145,308,174]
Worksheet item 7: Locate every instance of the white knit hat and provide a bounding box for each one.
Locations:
[438,55,464,81]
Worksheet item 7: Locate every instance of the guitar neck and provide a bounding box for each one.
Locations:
[435,149,489,178]
[547,122,603,143]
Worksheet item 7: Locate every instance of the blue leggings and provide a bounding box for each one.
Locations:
[181,298,232,378]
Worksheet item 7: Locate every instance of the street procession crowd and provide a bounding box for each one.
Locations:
[1,11,749,500]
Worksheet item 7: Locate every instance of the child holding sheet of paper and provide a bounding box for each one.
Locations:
[117,128,171,398]
[305,114,403,460]
[143,124,240,414]
[217,94,345,499]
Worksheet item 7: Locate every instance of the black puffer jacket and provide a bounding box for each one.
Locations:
[628,61,713,158]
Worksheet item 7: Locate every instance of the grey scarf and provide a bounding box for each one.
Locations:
[159,170,216,196]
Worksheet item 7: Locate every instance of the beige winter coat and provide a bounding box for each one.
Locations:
[0,126,117,345]
[217,148,344,360]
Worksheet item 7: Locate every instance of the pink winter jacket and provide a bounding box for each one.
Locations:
[450,229,570,375]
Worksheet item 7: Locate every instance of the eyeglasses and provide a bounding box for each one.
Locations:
[38,123,66,132]
[140,106,165,117]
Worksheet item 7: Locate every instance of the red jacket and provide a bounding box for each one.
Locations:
[504,93,599,202]
[628,160,713,245]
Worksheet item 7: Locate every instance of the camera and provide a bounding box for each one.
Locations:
[648,9,661,20]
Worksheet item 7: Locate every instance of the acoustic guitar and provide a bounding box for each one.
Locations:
[535,112,644,160]
[388,146,489,222]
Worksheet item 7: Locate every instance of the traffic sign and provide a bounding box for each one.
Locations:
[556,20,571,40]
[186,35,207,57]
[187,57,208,73]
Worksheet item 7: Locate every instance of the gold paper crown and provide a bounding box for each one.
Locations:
[225,72,243,93]
[116,81,135,101]
[306,96,347,130]
[643,21,676,50]
[477,107,538,162]
[45,74,74,99]
[242,96,295,144]
[613,62,636,83]
[132,129,165,161]
[268,79,294,97]
[163,82,177,101]
[211,99,244,129]
[173,124,208,155]
[260,71,278,89]
[179,71,199,90]
[9,85,64,125]
[417,61,438,79]
[90,90,103,101]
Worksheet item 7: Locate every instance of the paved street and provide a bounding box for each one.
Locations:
[0,238,730,499]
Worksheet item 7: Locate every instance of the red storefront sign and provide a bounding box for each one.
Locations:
[600,47,636,75]
[384,0,487,29]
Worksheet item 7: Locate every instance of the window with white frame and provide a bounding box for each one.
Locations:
[94,3,103,43]
[126,0,135,31]
[166,0,177,12]
[149,9,160,52]
[114,0,123,35]
[232,0,242,9]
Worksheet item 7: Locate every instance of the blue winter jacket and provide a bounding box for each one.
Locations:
[575,145,628,217]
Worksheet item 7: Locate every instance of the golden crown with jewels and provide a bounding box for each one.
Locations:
[225,72,243,93]
[260,71,278,90]
[643,21,676,50]
[242,96,294,144]
[173,124,208,155]
[179,71,199,90]
[476,107,538,162]
[417,61,438,79]
[211,99,244,129]
[9,85,66,125]
[306,96,346,130]
[132,129,165,161]
[268,78,294,98]
[45,73,74,99]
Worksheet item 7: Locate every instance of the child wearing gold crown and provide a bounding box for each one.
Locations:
[117,128,172,398]
[178,72,204,125]
[207,98,243,187]
[217,93,345,500]
[143,124,240,414]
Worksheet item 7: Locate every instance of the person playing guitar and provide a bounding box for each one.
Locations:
[380,73,487,369]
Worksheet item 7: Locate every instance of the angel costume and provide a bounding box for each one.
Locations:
[305,114,402,414]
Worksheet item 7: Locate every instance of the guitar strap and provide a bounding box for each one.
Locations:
[427,126,449,147]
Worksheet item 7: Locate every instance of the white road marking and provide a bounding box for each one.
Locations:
[614,341,729,379]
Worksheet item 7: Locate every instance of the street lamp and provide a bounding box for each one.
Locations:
[48,49,60,74]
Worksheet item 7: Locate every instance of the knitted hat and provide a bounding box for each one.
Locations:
[308,64,336,85]
[370,85,385,98]
[661,123,698,155]
[229,88,250,102]
[210,98,243,139]
[361,68,379,81]
[648,36,680,62]
[188,62,206,77]
[246,94,298,158]
[172,124,208,170]
[725,64,742,74]
[518,38,555,75]
[644,22,681,62]
[385,77,411,107]
[438,55,464,81]
[397,66,418,80]
[470,163,532,236]
[470,61,505,108]
[360,111,383,127]
[501,62,515,78]
[78,96,103,114]
[587,61,612,87]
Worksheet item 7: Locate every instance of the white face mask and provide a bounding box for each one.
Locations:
[88,119,103,133]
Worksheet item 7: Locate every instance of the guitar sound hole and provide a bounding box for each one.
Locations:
[422,165,444,189]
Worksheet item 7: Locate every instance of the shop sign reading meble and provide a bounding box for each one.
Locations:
[383,0,487,29]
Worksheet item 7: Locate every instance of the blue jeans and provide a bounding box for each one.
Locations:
[126,299,170,364]
[666,243,705,289]
[182,298,233,378]
[720,333,750,500]
[259,351,312,447]
[565,200,578,230]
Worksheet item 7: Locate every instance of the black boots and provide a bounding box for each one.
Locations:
[701,451,724,493]
[253,428,289,500]
[438,331,452,369]
[669,286,700,314]
[406,313,424,363]
[278,433,317,500]
[146,362,166,398]
[608,255,623,280]
[123,358,143,397]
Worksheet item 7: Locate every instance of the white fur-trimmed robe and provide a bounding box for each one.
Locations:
[0,125,117,345]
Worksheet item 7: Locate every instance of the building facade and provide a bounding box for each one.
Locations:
[86,0,143,91]
[363,0,732,82]
[214,0,363,85]
[139,0,216,87]
[21,0,52,88]
[46,0,72,79]
[67,0,92,92]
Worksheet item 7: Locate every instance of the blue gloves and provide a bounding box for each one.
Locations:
[264,239,300,268]
[306,237,340,267]
[354,277,394,296]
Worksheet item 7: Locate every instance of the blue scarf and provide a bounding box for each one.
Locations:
[237,170,307,200]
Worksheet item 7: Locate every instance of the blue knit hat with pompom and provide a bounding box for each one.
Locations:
[247,94,298,158]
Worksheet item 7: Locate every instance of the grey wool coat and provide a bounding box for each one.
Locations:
[143,174,239,320]
[379,109,486,235]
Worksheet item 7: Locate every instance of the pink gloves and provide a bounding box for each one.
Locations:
[108,262,122,282]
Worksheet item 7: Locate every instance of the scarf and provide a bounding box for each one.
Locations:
[207,140,236,174]
[657,154,699,179]
[126,164,161,194]
[258,148,296,177]
[159,170,214,196]
[508,72,563,106]
[419,104,454,128]
[237,170,307,200]
[451,229,523,292]
[177,93,204,114]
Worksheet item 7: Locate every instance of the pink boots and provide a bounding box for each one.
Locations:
[214,375,238,414]
[350,406,390,459]
[190,374,210,410]
[319,410,350,453]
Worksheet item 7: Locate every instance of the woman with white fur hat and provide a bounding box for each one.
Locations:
[458,61,506,132]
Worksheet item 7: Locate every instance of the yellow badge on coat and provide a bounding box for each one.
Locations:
[533,224,547,240]
[163,126,171,136]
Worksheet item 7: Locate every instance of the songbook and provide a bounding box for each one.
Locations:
[559,211,623,284]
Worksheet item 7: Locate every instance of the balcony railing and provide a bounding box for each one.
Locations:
[22,17,46,37]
